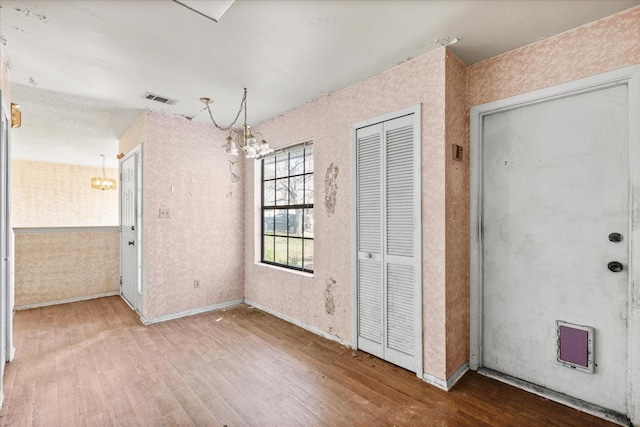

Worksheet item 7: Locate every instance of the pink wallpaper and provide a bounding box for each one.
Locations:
[12,160,119,227]
[444,51,470,376]
[468,6,640,107]
[140,112,245,319]
[14,230,119,307]
[246,48,451,378]
[119,111,146,156]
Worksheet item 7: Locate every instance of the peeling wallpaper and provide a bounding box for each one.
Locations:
[468,6,640,106]
[11,160,118,227]
[247,48,450,378]
[14,230,119,307]
[136,112,245,319]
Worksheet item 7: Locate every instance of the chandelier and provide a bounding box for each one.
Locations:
[200,88,273,159]
[91,154,116,191]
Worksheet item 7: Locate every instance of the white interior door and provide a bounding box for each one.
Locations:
[120,152,138,310]
[481,84,629,415]
[354,109,421,374]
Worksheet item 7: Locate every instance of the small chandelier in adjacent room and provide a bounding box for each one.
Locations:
[91,154,117,190]
[200,88,273,159]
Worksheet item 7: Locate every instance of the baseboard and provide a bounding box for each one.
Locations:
[140,299,245,325]
[244,299,352,347]
[478,368,632,427]
[423,362,469,391]
[15,292,120,311]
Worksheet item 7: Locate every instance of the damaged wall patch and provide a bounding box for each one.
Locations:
[324,163,339,215]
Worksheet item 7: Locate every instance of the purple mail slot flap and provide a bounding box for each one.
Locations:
[559,325,589,368]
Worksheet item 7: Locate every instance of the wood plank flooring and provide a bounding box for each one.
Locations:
[0,296,616,426]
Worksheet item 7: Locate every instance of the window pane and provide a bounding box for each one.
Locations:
[263,209,275,235]
[289,148,305,175]
[264,180,275,206]
[263,156,276,180]
[290,175,304,205]
[275,178,288,206]
[274,237,288,264]
[305,146,314,173]
[274,209,288,236]
[304,174,314,205]
[275,154,289,178]
[289,238,303,268]
[304,208,313,238]
[263,235,275,262]
[289,209,303,237]
[303,239,314,271]
[261,144,313,273]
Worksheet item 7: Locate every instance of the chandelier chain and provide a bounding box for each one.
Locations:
[205,88,247,132]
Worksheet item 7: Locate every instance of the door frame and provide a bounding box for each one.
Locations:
[350,104,423,378]
[119,145,143,313]
[0,96,12,364]
[469,65,640,424]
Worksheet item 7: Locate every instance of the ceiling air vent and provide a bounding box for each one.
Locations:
[143,92,178,105]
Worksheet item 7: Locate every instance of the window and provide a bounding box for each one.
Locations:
[261,145,313,272]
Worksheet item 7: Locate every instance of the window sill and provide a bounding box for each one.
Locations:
[255,262,314,278]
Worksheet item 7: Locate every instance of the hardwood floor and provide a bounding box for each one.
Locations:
[1,296,616,426]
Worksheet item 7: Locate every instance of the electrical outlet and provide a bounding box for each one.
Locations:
[159,208,171,219]
[193,279,200,289]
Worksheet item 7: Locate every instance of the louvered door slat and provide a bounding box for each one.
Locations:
[387,264,415,355]
[357,129,381,254]
[358,259,382,343]
[386,124,414,257]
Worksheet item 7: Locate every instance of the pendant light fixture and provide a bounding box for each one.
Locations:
[200,88,273,159]
[91,154,117,190]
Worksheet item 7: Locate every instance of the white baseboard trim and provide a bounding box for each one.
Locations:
[244,299,352,348]
[478,368,632,427]
[15,292,120,311]
[423,362,469,391]
[140,299,245,325]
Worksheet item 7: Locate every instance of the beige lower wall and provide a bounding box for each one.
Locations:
[14,228,120,308]
[12,160,119,228]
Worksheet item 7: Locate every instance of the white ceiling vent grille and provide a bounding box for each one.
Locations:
[143,92,178,105]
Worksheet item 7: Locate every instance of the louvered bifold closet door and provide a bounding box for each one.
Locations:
[356,123,384,359]
[383,114,417,372]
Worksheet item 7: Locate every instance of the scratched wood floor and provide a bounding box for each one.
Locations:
[0,296,616,427]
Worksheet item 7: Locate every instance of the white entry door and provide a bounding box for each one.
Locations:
[120,151,139,310]
[352,107,422,374]
[481,84,629,415]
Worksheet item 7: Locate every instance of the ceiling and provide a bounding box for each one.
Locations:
[1,0,638,168]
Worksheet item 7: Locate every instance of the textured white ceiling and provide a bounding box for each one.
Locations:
[1,0,638,166]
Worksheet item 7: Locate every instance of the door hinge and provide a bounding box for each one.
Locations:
[120,276,123,286]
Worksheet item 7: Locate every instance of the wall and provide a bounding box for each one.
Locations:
[14,228,119,308]
[245,48,460,380]
[468,6,640,107]
[11,160,118,227]
[444,51,470,376]
[122,111,245,321]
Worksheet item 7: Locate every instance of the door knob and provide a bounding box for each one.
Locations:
[607,261,623,272]
[128,241,135,246]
